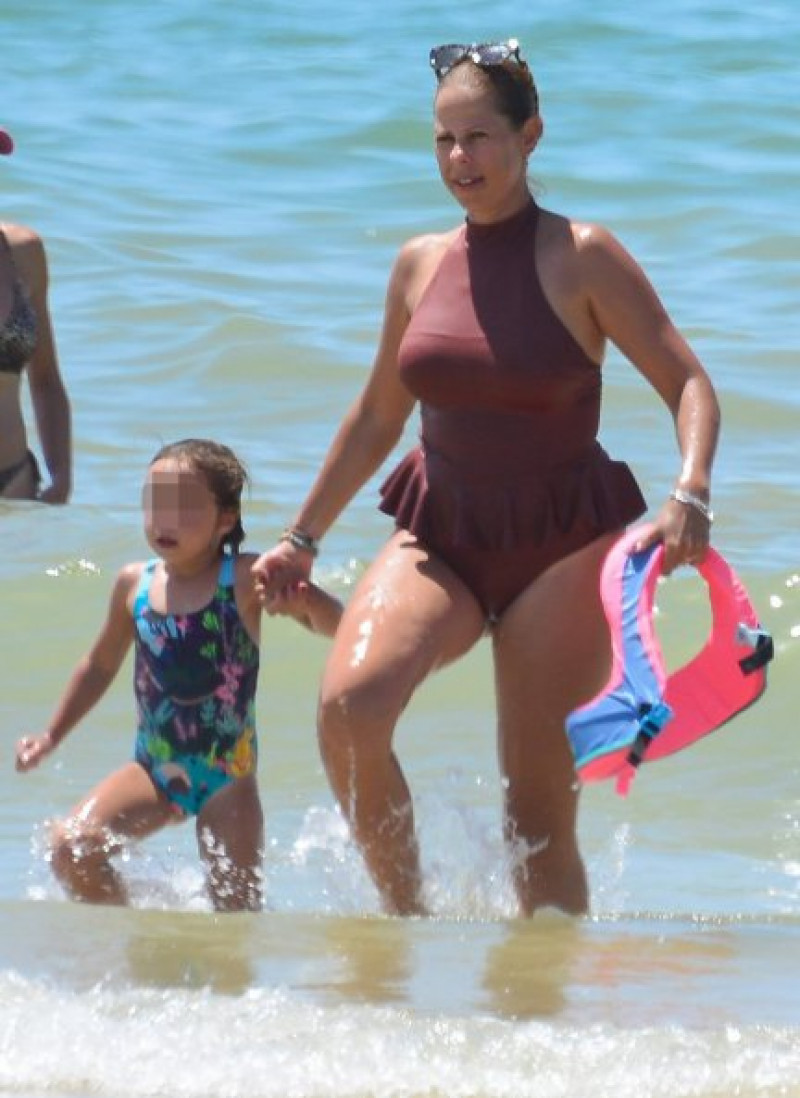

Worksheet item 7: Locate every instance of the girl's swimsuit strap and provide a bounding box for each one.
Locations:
[218,552,235,589]
[132,560,158,618]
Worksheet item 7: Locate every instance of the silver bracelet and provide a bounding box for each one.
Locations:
[669,488,714,524]
[280,527,320,556]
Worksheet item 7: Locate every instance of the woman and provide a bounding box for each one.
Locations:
[1,123,71,502]
[253,41,720,916]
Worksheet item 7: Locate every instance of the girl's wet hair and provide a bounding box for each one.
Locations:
[436,45,539,129]
[150,438,250,554]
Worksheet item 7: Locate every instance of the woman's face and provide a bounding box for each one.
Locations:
[433,79,540,223]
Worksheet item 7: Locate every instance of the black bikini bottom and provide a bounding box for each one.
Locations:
[0,450,41,495]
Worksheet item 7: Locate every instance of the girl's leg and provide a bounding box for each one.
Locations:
[49,762,175,905]
[196,775,264,912]
[318,530,486,915]
[492,533,618,916]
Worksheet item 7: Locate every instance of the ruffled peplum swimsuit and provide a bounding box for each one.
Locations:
[379,198,646,619]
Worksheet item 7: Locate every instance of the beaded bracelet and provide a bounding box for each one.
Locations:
[280,527,320,556]
[669,488,714,525]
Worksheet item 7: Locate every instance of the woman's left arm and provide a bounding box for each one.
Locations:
[14,226,72,502]
[578,223,721,573]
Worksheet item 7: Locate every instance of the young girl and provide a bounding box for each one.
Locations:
[15,439,342,911]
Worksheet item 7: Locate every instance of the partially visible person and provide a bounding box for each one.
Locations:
[15,439,342,911]
[1,123,71,503]
[252,41,720,918]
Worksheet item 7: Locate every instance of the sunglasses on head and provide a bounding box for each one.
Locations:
[429,39,522,81]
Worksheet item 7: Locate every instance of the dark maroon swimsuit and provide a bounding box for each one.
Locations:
[379,198,646,619]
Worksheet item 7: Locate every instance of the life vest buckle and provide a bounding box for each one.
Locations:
[625,701,674,769]
[736,624,774,674]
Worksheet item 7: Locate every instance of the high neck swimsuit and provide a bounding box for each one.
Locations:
[379,199,647,619]
[0,227,40,494]
[132,554,259,817]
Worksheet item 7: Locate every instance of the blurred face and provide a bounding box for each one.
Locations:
[143,458,234,564]
[433,80,541,222]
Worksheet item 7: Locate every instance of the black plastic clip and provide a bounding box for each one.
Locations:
[736,624,774,674]
[625,701,673,769]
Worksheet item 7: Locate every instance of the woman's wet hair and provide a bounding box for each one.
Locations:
[151,438,250,554]
[437,50,539,129]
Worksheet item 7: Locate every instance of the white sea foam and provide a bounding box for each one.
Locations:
[1,970,799,1098]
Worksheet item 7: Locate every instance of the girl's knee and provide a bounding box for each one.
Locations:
[48,819,116,881]
[49,819,81,876]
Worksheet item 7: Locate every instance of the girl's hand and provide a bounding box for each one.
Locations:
[268,578,344,637]
[251,541,314,615]
[632,496,712,574]
[268,580,315,625]
[15,732,57,773]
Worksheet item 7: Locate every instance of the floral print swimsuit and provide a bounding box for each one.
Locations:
[133,554,259,816]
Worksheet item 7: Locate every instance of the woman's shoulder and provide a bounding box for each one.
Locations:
[537,204,618,255]
[390,226,461,301]
[536,205,633,289]
[0,222,49,289]
[1,221,43,247]
[1,222,47,264]
[395,226,461,270]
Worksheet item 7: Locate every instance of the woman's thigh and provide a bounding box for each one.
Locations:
[320,529,487,724]
[492,533,617,826]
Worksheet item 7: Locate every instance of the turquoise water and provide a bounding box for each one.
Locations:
[1,2,798,1096]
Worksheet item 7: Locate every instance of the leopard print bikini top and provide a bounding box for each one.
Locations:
[0,229,37,375]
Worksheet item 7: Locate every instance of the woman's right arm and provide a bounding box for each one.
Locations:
[253,240,422,602]
[15,565,138,771]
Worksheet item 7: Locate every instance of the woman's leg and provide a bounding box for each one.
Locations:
[492,533,618,916]
[196,775,264,912]
[49,762,175,904]
[318,530,486,915]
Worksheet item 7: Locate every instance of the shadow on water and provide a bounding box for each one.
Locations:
[1,900,798,1028]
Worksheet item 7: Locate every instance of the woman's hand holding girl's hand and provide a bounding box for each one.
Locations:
[251,541,314,614]
[267,579,315,624]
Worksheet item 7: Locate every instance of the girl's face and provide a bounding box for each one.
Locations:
[143,458,235,567]
[433,80,541,222]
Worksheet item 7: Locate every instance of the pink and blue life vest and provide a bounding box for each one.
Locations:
[566,527,773,796]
